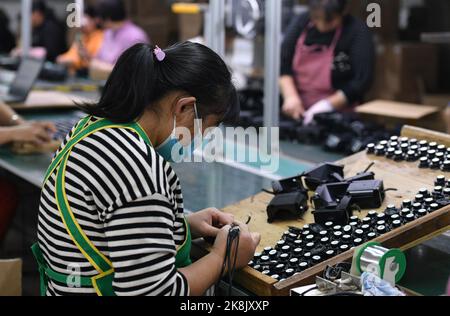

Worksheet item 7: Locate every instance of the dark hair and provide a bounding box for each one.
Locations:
[32,0,58,21]
[32,0,47,14]
[97,0,127,22]
[81,42,240,125]
[84,5,99,19]
[308,0,348,21]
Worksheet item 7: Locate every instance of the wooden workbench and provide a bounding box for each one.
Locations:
[192,125,450,296]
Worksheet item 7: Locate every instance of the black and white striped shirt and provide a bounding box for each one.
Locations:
[37,117,190,296]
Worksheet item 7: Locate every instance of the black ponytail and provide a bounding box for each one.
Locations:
[80,42,240,125]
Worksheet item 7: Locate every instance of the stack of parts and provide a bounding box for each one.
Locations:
[251,175,450,282]
[237,88,396,156]
[367,136,450,172]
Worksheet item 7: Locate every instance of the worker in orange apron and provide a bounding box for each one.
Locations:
[280,0,375,125]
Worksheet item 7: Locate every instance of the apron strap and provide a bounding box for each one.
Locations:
[300,22,343,51]
[52,118,152,274]
[175,217,192,268]
[55,150,113,273]
[31,242,93,296]
[329,26,343,51]
[43,117,152,185]
[38,116,191,294]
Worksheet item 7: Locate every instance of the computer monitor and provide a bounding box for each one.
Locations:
[8,57,44,100]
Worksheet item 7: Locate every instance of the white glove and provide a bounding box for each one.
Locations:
[303,99,334,126]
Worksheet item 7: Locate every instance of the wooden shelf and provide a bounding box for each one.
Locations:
[192,125,450,296]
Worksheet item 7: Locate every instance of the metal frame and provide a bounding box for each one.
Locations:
[21,0,32,57]
[206,0,226,58]
[205,0,283,129]
[263,0,281,129]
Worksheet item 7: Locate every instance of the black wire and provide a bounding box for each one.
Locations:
[384,188,398,193]
[325,292,363,297]
[363,162,375,173]
[216,225,240,296]
[299,286,319,296]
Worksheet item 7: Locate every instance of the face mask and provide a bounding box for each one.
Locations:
[156,104,203,162]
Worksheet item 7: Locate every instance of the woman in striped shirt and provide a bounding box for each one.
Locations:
[34,42,260,296]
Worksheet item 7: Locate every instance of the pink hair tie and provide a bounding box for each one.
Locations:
[154,45,166,62]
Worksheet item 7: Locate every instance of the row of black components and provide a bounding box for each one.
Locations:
[295,112,395,155]
[237,89,396,156]
[253,175,449,281]
[367,136,450,171]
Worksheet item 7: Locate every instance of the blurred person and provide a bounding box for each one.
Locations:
[57,6,104,75]
[0,101,55,241]
[90,0,149,78]
[280,0,375,125]
[0,101,56,145]
[0,9,16,54]
[29,0,67,62]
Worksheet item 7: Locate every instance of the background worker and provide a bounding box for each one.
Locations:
[280,0,375,125]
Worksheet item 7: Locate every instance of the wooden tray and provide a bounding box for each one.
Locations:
[192,125,450,296]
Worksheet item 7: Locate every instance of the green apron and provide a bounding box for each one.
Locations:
[31,117,192,296]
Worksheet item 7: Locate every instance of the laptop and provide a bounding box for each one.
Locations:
[0,57,44,104]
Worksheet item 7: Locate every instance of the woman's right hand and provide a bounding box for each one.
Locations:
[211,222,261,270]
[10,121,56,144]
[282,95,304,120]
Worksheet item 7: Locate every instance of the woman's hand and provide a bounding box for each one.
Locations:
[211,221,260,270]
[303,99,334,125]
[282,95,304,120]
[178,221,260,296]
[187,208,235,239]
[10,121,56,144]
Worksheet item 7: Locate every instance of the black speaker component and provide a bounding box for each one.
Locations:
[312,182,349,210]
[312,179,385,211]
[313,195,354,226]
[271,175,305,195]
[366,143,376,154]
[266,191,309,223]
[324,133,353,153]
[279,119,300,141]
[344,171,375,183]
[296,125,325,144]
[301,163,344,190]
[346,180,385,209]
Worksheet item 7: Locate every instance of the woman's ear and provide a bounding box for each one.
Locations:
[174,96,197,117]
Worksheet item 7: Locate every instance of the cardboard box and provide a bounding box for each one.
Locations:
[422,94,450,109]
[123,0,174,47]
[178,14,203,42]
[0,259,22,296]
[357,99,447,132]
[368,43,439,104]
[134,17,170,48]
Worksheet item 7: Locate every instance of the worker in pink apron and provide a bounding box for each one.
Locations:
[280,0,375,125]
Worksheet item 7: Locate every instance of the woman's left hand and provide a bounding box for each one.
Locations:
[303,99,335,126]
[187,208,235,239]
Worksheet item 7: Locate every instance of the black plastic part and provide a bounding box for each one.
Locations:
[301,163,345,191]
[267,191,309,223]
